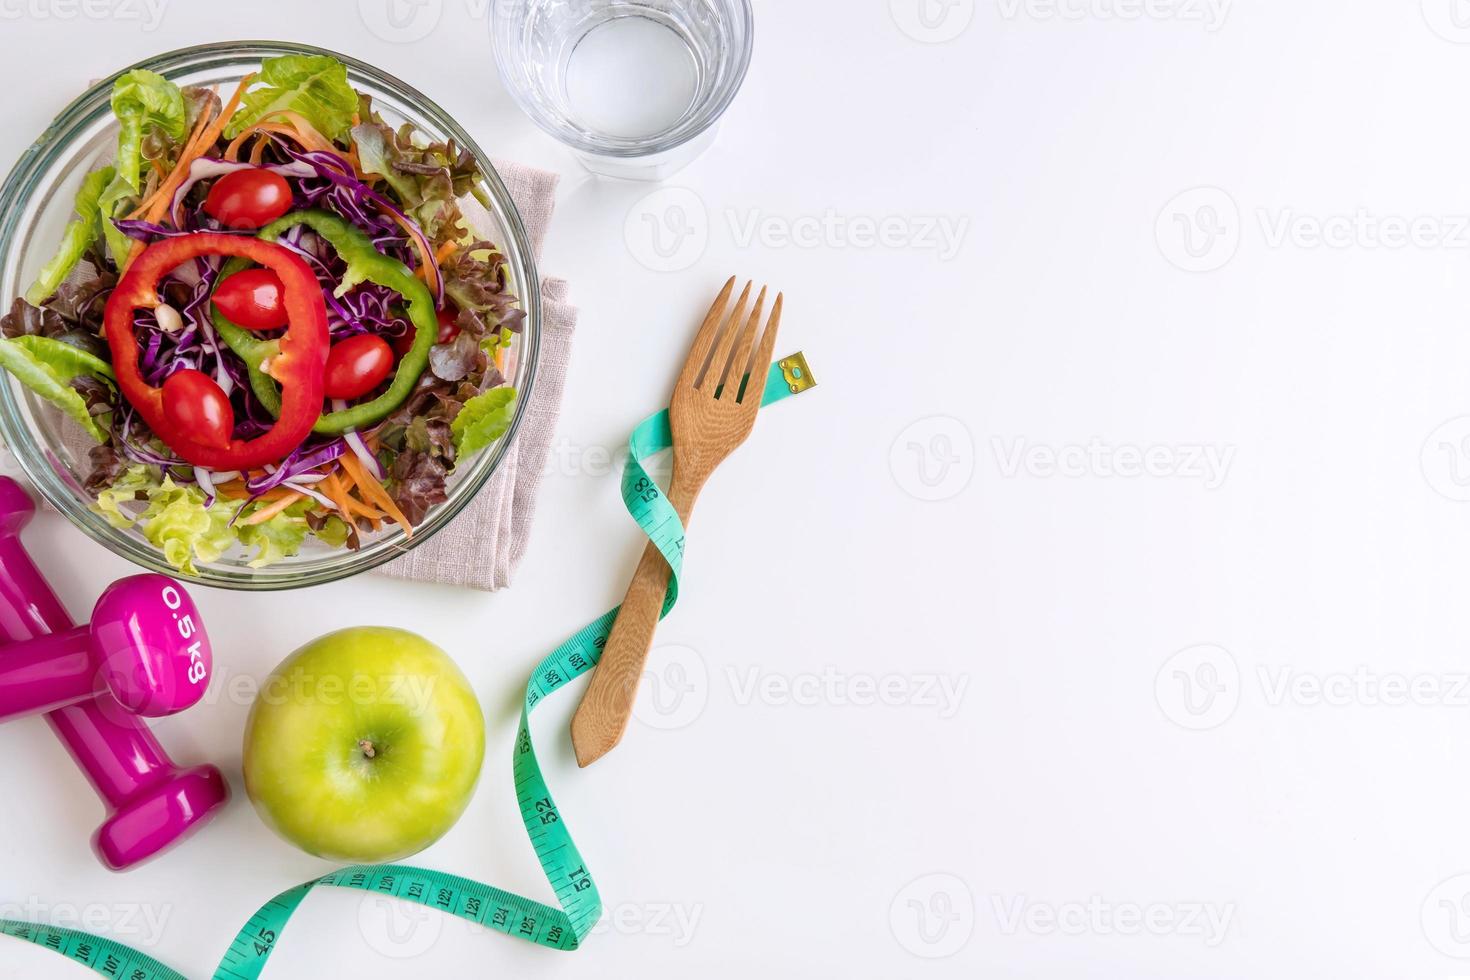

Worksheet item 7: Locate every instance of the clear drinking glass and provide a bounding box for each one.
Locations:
[490,0,754,180]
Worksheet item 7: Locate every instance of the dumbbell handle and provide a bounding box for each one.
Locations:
[0,533,174,804]
[0,623,95,719]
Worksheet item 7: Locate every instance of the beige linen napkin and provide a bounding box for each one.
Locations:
[377,161,575,591]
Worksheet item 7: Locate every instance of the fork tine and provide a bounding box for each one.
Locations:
[720,285,767,394]
[698,280,751,391]
[676,276,737,389]
[738,292,783,405]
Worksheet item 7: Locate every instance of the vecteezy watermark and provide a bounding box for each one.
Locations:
[630,646,970,731]
[1424,874,1470,957]
[1257,666,1470,708]
[1158,188,1470,272]
[542,438,675,487]
[1422,417,1470,502]
[1257,209,1470,251]
[1155,187,1241,273]
[890,0,976,43]
[1422,0,1470,43]
[889,416,977,502]
[358,0,444,43]
[632,643,710,731]
[890,874,976,958]
[0,0,167,29]
[354,893,700,956]
[1155,644,1241,731]
[587,902,703,948]
[726,209,969,262]
[359,893,443,959]
[624,189,970,272]
[0,898,172,947]
[200,666,439,712]
[991,895,1236,946]
[624,188,711,273]
[725,667,970,719]
[1157,646,1470,730]
[992,437,1235,489]
[995,0,1232,31]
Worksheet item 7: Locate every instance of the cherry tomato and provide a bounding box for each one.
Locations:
[161,369,234,450]
[436,306,462,344]
[323,334,395,401]
[394,306,460,358]
[203,169,293,229]
[212,268,288,330]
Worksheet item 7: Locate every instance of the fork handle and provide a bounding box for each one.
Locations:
[571,477,698,768]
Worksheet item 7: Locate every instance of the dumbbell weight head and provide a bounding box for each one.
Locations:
[90,574,212,717]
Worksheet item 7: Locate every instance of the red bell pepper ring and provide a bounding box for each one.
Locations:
[103,234,329,470]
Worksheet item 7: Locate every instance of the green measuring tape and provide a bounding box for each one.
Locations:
[1,354,817,979]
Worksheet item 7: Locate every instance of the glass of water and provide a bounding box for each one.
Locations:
[490,0,754,180]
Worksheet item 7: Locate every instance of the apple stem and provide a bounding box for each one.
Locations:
[359,739,377,759]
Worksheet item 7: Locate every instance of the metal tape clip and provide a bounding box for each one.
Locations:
[778,352,816,394]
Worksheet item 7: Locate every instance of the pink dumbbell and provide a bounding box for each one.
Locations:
[0,476,228,871]
[0,574,212,720]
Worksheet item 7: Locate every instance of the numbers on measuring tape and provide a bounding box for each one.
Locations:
[251,928,275,957]
[631,475,660,502]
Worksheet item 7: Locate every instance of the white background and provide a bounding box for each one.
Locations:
[4,0,1470,977]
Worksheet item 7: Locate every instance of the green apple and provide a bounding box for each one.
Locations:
[243,626,485,863]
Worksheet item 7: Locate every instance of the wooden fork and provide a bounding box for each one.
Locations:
[571,277,783,767]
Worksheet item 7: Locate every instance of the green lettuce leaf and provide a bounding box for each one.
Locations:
[0,335,115,442]
[137,477,237,576]
[93,469,320,572]
[111,69,187,192]
[309,514,351,549]
[450,387,516,458]
[225,54,358,142]
[24,166,115,305]
[99,70,188,265]
[93,465,160,529]
[236,499,313,568]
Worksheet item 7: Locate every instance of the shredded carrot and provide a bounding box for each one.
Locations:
[339,454,411,534]
[224,125,288,162]
[241,491,305,525]
[322,469,382,521]
[317,470,352,515]
[215,483,295,503]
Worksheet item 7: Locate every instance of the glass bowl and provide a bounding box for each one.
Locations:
[0,40,540,590]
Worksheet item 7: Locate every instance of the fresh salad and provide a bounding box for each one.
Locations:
[0,55,521,573]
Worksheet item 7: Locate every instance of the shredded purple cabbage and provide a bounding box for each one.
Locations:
[284,147,443,304]
[244,438,348,496]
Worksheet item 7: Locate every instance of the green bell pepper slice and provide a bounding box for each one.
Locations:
[211,209,437,434]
